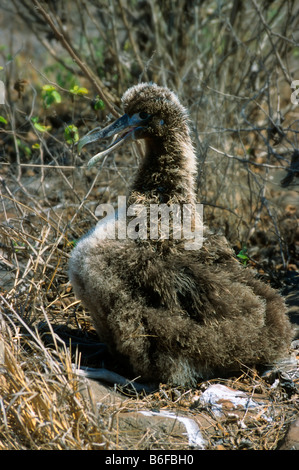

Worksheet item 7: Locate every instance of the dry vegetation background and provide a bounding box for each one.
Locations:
[0,0,298,450]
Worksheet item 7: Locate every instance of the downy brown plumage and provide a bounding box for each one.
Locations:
[69,83,293,386]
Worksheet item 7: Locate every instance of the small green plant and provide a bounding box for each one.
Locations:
[32,143,40,150]
[237,247,249,266]
[42,84,61,108]
[31,116,51,133]
[69,85,89,96]
[93,95,105,111]
[44,62,76,89]
[16,138,32,158]
[0,115,8,124]
[64,124,79,145]
[12,240,26,253]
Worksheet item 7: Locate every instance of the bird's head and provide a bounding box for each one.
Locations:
[78,83,190,168]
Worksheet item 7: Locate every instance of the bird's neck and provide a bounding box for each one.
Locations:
[129,133,197,207]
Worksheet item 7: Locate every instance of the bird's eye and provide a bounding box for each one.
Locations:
[138,111,149,120]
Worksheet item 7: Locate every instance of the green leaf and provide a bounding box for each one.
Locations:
[0,115,8,124]
[42,85,62,108]
[35,122,49,132]
[94,96,105,111]
[32,117,51,132]
[42,84,56,92]
[237,247,249,265]
[43,94,55,108]
[64,124,79,145]
[51,90,61,103]
[69,85,89,96]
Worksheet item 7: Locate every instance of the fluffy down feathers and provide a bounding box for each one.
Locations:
[69,231,293,386]
[69,83,293,386]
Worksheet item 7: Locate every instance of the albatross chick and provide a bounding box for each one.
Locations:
[69,83,293,387]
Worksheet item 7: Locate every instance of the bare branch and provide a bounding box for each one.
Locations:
[31,0,120,116]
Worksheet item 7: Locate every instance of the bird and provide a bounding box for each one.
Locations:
[69,82,293,387]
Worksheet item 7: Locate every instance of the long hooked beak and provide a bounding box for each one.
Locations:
[78,113,147,168]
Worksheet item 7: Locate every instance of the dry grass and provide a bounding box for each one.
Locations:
[1,309,297,450]
[0,315,108,450]
[0,191,109,449]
